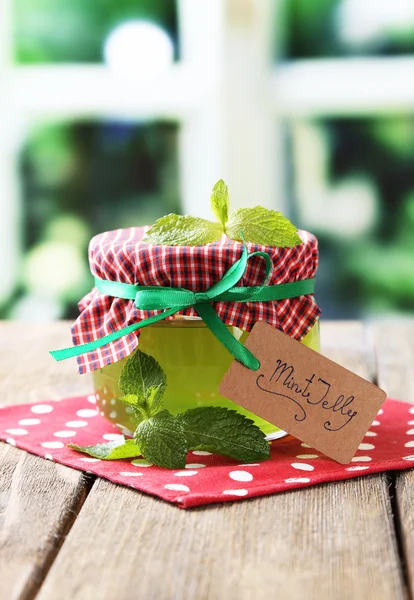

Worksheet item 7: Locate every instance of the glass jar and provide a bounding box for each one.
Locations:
[93,318,320,439]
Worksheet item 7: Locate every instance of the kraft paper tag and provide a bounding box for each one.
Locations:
[219,322,386,464]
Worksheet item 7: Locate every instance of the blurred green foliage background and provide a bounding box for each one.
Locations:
[3,0,414,320]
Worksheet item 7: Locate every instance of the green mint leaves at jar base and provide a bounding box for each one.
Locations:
[142,179,301,248]
[68,437,142,460]
[134,410,188,469]
[177,407,270,463]
[69,349,270,468]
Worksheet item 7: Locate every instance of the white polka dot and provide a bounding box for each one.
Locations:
[54,430,77,438]
[6,428,28,435]
[377,409,384,415]
[404,441,414,448]
[87,394,96,404]
[99,411,105,416]
[131,459,152,467]
[222,489,248,496]
[409,406,414,414]
[371,420,380,426]
[351,456,372,462]
[164,484,190,492]
[79,457,101,463]
[365,431,377,437]
[44,454,54,460]
[18,418,40,426]
[229,470,253,482]
[102,400,106,406]
[41,441,64,449]
[238,463,260,466]
[103,386,108,394]
[6,437,16,446]
[408,420,414,425]
[125,406,134,414]
[346,466,370,471]
[402,455,414,461]
[110,399,116,405]
[102,433,124,441]
[358,443,375,451]
[175,470,198,476]
[406,429,414,435]
[119,472,143,477]
[296,454,319,459]
[65,420,88,428]
[109,411,117,419]
[185,463,206,469]
[76,409,98,418]
[285,477,311,483]
[301,443,312,448]
[31,404,53,414]
[192,450,212,456]
[291,462,314,471]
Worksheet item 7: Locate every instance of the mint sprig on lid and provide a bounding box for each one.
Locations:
[70,349,270,468]
[142,179,301,248]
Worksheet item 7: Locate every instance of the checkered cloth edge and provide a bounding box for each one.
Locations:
[71,226,321,374]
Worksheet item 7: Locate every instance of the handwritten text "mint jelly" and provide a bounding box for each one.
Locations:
[256,359,358,432]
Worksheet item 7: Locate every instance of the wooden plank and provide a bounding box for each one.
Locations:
[0,322,90,405]
[0,322,92,600]
[0,446,90,600]
[36,474,403,600]
[35,321,405,600]
[371,319,414,405]
[373,318,414,598]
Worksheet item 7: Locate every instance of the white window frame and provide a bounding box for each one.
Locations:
[1,0,414,301]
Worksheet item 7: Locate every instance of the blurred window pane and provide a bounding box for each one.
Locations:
[13,0,179,64]
[284,0,414,59]
[12,120,180,319]
[289,116,414,317]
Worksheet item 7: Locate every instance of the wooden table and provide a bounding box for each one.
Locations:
[1,320,414,600]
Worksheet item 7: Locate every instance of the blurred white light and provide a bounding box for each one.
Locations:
[24,241,88,302]
[10,294,62,322]
[319,177,379,239]
[338,0,414,45]
[104,20,174,81]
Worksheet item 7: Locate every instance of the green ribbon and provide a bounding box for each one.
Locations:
[50,245,315,371]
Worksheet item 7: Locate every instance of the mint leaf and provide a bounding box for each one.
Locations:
[120,394,138,407]
[226,207,302,247]
[177,407,270,462]
[68,438,141,460]
[134,410,187,469]
[210,179,229,227]
[145,385,164,416]
[119,350,166,408]
[141,214,223,246]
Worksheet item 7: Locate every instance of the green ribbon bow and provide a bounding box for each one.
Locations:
[50,245,315,371]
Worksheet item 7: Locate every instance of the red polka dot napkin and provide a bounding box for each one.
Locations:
[1,395,413,508]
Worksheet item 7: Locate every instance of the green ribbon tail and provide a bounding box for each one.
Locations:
[49,306,179,361]
[50,242,316,370]
[195,303,260,371]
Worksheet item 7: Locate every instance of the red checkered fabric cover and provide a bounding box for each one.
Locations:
[72,226,320,374]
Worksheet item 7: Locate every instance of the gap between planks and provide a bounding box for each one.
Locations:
[0,446,96,600]
[0,321,95,600]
